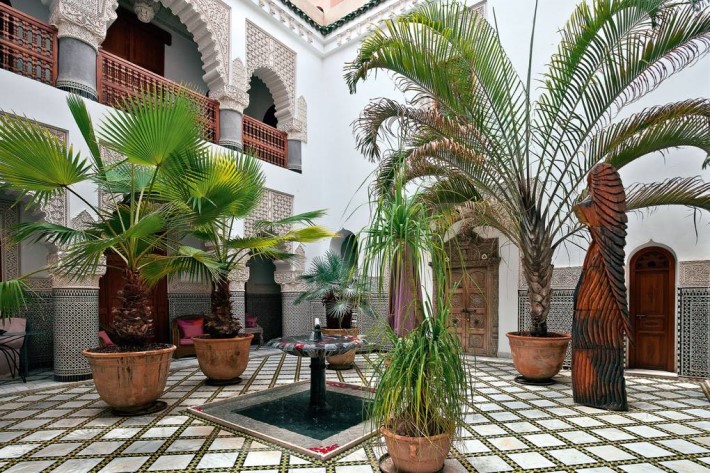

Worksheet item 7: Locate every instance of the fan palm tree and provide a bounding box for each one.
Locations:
[295,250,374,329]
[345,0,710,337]
[146,150,332,337]
[0,89,225,347]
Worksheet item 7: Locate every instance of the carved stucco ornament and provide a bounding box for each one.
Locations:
[211,58,250,113]
[47,0,119,50]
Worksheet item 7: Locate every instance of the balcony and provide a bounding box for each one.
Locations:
[242,115,288,168]
[0,3,57,85]
[97,49,219,143]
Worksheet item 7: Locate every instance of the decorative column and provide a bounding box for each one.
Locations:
[211,59,249,151]
[229,262,250,329]
[278,96,307,173]
[49,0,116,100]
[274,245,310,337]
[50,252,105,382]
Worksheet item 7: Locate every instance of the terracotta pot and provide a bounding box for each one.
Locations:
[193,334,254,383]
[322,328,359,369]
[381,427,451,473]
[82,345,175,415]
[507,331,571,381]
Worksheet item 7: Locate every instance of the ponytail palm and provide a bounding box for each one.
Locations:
[0,90,221,347]
[345,0,710,336]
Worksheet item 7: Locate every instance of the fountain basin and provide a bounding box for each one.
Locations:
[188,381,375,461]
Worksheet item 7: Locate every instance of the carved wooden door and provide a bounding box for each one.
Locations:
[448,268,492,355]
[629,248,675,371]
[99,252,169,343]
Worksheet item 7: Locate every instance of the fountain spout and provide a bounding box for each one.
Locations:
[311,317,323,342]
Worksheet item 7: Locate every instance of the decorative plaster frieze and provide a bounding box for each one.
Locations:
[49,250,106,288]
[246,0,318,45]
[48,0,118,50]
[228,263,250,291]
[679,260,710,287]
[0,201,20,283]
[246,21,297,126]
[160,0,231,89]
[71,210,95,230]
[279,96,308,143]
[27,277,54,290]
[168,280,212,294]
[244,189,294,237]
[211,59,250,113]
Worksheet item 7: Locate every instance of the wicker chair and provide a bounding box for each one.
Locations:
[172,315,205,358]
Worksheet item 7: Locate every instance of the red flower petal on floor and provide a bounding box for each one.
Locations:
[308,444,339,454]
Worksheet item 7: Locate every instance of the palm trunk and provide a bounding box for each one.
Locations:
[206,278,242,338]
[110,269,154,347]
[521,201,554,337]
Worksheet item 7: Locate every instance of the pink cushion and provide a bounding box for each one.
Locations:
[98,331,115,346]
[245,315,258,328]
[179,337,195,346]
[177,318,204,339]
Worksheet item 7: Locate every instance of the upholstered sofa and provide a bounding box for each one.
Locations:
[172,315,205,358]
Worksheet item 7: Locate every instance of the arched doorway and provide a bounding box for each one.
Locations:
[245,255,282,342]
[629,247,676,371]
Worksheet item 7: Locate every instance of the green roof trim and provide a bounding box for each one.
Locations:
[277,0,389,36]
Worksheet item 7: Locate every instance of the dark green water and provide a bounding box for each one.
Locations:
[235,390,371,440]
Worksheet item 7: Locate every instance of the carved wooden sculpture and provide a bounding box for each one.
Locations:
[572,163,631,411]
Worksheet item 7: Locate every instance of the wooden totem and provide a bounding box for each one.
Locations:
[572,163,631,411]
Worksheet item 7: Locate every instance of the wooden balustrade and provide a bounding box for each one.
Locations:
[242,115,288,168]
[97,49,219,143]
[0,3,57,85]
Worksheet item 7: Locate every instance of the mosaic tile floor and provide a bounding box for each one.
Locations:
[0,353,708,472]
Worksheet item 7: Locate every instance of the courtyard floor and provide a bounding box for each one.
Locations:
[0,352,708,473]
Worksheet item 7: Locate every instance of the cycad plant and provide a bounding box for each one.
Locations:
[295,251,373,329]
[0,89,224,348]
[346,0,710,337]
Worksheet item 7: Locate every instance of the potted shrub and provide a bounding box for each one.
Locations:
[294,251,374,369]
[346,0,710,381]
[148,151,331,384]
[362,175,468,473]
[0,89,223,414]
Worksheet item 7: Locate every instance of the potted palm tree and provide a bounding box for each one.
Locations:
[0,89,222,414]
[362,174,468,473]
[147,150,331,384]
[346,0,710,381]
[294,251,373,369]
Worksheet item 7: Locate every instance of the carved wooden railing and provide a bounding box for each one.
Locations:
[0,3,57,85]
[242,115,288,168]
[97,49,219,143]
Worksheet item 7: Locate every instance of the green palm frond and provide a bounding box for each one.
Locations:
[66,95,103,172]
[140,246,222,286]
[0,114,91,204]
[12,221,88,247]
[99,87,204,168]
[626,177,710,212]
[0,279,30,320]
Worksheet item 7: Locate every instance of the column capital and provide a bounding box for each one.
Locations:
[277,96,307,143]
[49,0,117,50]
[228,262,250,292]
[49,251,106,289]
[211,58,249,113]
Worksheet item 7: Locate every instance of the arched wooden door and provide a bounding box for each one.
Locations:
[629,247,675,371]
[99,253,169,343]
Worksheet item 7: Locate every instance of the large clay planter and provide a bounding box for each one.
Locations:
[381,427,452,473]
[322,328,359,369]
[507,332,571,382]
[193,334,254,385]
[82,345,176,416]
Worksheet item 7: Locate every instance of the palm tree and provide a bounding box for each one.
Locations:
[345,0,710,337]
[295,250,374,329]
[147,150,332,337]
[0,90,226,347]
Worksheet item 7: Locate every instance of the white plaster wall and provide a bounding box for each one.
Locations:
[163,25,209,93]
